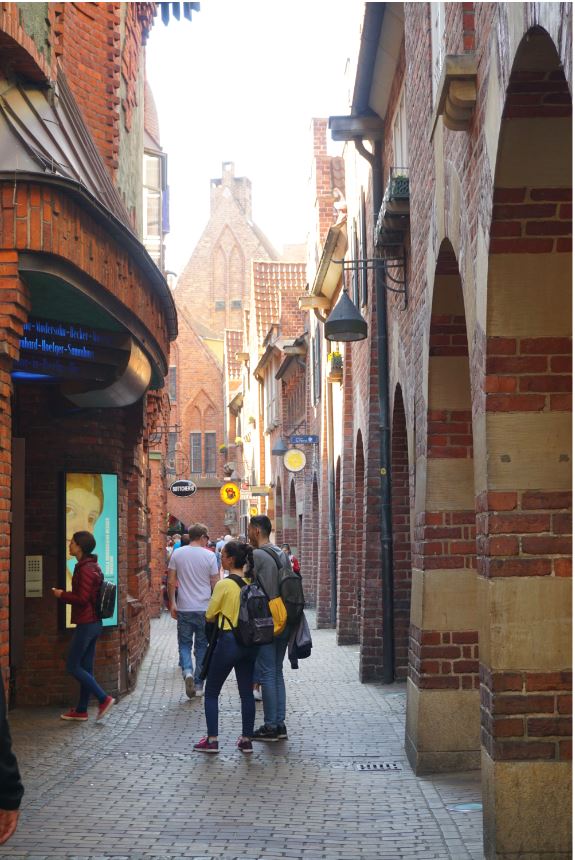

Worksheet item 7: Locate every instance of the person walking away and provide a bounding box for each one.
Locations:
[0,679,23,845]
[168,523,219,698]
[52,531,115,722]
[193,541,258,754]
[248,515,291,742]
[281,543,300,575]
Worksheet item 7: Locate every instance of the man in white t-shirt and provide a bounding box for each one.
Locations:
[168,523,219,698]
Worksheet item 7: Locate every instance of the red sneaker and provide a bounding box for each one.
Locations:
[96,695,115,721]
[60,709,88,721]
[193,736,219,753]
[237,736,253,754]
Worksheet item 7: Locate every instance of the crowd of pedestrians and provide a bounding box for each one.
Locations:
[166,516,304,750]
[0,516,305,847]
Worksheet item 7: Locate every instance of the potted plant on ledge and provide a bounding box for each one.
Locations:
[327,350,343,383]
[219,443,228,455]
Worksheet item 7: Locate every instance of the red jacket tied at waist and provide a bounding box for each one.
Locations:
[59,555,102,625]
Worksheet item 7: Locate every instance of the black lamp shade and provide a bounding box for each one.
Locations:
[324,289,368,342]
[271,438,289,456]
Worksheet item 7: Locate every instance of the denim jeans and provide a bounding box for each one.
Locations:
[177,611,208,686]
[204,630,257,737]
[66,621,107,713]
[254,630,289,728]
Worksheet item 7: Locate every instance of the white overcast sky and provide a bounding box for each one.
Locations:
[146,0,364,275]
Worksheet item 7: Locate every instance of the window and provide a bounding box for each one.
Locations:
[231,299,242,310]
[392,86,409,170]
[430,3,446,103]
[359,191,368,307]
[204,432,216,476]
[264,364,278,430]
[312,324,322,405]
[350,223,359,307]
[190,432,202,475]
[168,366,177,402]
[143,153,164,269]
[215,300,225,311]
[167,431,177,478]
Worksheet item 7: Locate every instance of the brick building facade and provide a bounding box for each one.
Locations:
[291,4,571,858]
[0,3,180,706]
[169,163,280,537]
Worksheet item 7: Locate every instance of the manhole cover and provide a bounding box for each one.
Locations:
[447,802,483,813]
[355,761,402,771]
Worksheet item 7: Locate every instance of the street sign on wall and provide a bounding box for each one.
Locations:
[289,435,319,444]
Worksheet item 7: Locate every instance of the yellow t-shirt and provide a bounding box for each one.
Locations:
[205,576,251,630]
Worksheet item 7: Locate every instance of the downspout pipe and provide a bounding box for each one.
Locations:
[354,138,395,684]
[326,378,337,626]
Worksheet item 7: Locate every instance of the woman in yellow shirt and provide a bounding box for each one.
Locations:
[194,541,257,754]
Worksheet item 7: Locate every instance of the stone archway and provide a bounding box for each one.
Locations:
[391,385,412,680]
[406,239,479,774]
[479,27,572,859]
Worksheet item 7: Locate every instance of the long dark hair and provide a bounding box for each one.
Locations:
[224,541,254,578]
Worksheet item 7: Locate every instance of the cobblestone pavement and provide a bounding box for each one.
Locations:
[2,612,483,860]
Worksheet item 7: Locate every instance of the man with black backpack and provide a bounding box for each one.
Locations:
[248,515,295,742]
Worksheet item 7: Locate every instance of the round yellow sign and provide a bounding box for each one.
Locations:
[220,482,240,505]
[249,505,259,517]
[283,448,306,473]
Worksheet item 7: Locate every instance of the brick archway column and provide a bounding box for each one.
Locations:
[406,263,479,773]
[0,253,30,688]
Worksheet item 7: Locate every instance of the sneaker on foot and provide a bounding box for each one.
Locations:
[193,736,219,754]
[253,688,262,701]
[276,723,288,739]
[251,724,279,742]
[96,696,115,721]
[60,709,88,721]
[194,684,204,697]
[237,737,253,754]
[185,674,196,698]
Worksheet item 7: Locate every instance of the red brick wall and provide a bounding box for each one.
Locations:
[0,183,170,359]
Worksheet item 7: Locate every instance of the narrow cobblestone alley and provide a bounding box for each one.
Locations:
[1,614,483,860]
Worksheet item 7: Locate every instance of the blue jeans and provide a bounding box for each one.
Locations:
[66,621,107,713]
[254,631,289,728]
[204,631,256,737]
[177,611,208,686]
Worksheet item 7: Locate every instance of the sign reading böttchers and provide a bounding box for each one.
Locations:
[170,480,197,497]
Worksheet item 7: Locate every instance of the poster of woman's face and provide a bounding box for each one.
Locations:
[64,473,118,628]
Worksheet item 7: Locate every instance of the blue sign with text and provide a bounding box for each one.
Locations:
[289,435,319,445]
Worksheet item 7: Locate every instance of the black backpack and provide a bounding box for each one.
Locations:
[228,575,274,647]
[96,574,117,620]
[259,546,305,626]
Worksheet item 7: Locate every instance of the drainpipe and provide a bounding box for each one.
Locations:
[326,377,337,625]
[355,138,395,683]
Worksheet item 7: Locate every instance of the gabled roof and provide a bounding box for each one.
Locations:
[252,260,307,344]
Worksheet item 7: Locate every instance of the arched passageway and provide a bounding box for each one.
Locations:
[391,386,412,680]
[406,239,479,774]
[479,27,572,859]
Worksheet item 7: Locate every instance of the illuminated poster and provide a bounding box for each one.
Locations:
[63,472,118,629]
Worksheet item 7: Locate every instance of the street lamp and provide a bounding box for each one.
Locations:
[324,288,368,342]
[271,438,289,456]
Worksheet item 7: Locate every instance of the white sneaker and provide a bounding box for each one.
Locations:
[253,688,262,701]
[185,674,196,698]
[195,684,204,697]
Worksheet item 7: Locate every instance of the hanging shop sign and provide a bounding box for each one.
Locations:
[283,448,307,473]
[220,482,240,505]
[289,435,319,445]
[170,479,197,497]
[249,505,259,517]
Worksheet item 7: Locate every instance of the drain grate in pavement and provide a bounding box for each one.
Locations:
[355,760,402,772]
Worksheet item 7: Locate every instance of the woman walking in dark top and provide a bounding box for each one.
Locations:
[52,530,115,722]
